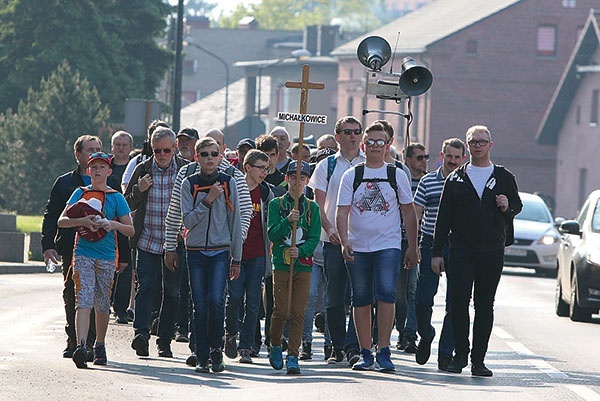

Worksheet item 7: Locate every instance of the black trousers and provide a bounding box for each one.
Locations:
[448,247,504,363]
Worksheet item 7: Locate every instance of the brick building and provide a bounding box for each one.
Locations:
[333,0,598,198]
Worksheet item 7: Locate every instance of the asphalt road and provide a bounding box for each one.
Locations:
[0,268,598,401]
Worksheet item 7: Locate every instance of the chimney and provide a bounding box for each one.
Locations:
[238,16,258,30]
[303,25,339,56]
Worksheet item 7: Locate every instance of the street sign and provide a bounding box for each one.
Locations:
[276,112,327,125]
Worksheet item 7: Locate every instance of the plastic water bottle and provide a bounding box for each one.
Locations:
[46,258,61,273]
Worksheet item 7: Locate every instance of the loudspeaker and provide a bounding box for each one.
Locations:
[398,57,433,97]
[357,36,391,71]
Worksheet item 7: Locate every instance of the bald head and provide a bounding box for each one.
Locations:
[204,128,226,155]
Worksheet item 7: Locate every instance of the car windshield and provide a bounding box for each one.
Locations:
[592,200,600,232]
[516,198,551,223]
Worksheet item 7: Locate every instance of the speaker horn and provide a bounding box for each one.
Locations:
[357,36,391,71]
[398,57,433,96]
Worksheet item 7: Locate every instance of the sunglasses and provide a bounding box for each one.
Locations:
[364,138,386,147]
[415,154,430,161]
[468,139,490,147]
[338,128,363,136]
[153,148,173,154]
[199,151,220,158]
[89,152,111,160]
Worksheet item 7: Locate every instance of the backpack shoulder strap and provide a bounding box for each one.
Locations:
[225,164,236,177]
[387,164,400,204]
[352,163,365,193]
[185,162,197,178]
[326,155,336,183]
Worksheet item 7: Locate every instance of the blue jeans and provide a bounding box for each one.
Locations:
[302,262,331,345]
[187,250,230,360]
[134,248,183,343]
[323,242,359,352]
[395,239,418,341]
[175,242,191,336]
[415,234,454,360]
[346,248,402,306]
[225,256,265,350]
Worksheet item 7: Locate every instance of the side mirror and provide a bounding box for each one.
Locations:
[559,220,581,236]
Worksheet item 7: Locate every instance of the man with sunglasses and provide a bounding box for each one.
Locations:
[308,116,364,367]
[124,127,190,359]
[432,125,521,377]
[336,122,419,372]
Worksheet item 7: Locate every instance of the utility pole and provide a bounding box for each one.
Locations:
[172,0,184,133]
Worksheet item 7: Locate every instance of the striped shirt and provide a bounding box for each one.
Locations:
[413,167,445,237]
[164,158,252,252]
[137,160,178,254]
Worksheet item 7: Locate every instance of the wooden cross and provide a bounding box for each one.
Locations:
[283,64,324,318]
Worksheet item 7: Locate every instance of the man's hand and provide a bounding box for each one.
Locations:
[164,251,178,272]
[342,243,354,261]
[326,228,341,245]
[230,262,241,280]
[404,247,420,269]
[43,249,59,265]
[431,256,445,277]
[287,209,299,223]
[205,182,224,204]
[496,194,509,213]
[138,174,153,192]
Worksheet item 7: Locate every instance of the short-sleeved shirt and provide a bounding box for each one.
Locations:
[413,167,445,237]
[308,151,365,242]
[68,186,131,261]
[242,186,265,260]
[337,164,412,253]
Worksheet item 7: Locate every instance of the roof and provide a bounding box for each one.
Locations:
[332,0,521,56]
[180,76,271,132]
[536,9,600,145]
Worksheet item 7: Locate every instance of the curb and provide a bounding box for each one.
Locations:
[0,263,47,274]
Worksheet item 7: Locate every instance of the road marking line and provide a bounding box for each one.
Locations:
[493,327,514,339]
[566,385,600,401]
[507,341,534,355]
[527,359,568,379]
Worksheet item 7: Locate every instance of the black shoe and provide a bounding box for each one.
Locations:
[471,362,493,377]
[396,337,407,350]
[404,339,417,354]
[347,349,360,367]
[327,348,345,364]
[186,353,198,367]
[446,354,468,374]
[324,344,333,361]
[314,312,325,333]
[72,344,87,369]
[86,345,94,362]
[131,334,149,357]
[126,308,134,322]
[224,335,238,359]
[115,311,129,324]
[210,349,225,373]
[157,342,173,358]
[175,332,189,343]
[438,356,452,371]
[416,336,433,365]
[63,343,76,358]
[281,338,288,353]
[195,359,210,373]
[93,344,107,365]
[250,347,260,358]
[300,342,312,361]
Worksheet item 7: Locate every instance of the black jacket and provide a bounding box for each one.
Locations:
[41,167,127,261]
[432,163,522,257]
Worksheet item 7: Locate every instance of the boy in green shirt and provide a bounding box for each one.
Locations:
[267,160,320,374]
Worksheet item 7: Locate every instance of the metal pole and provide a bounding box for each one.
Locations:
[172,0,184,133]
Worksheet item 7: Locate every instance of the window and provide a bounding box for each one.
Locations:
[346,96,354,116]
[591,89,599,125]
[466,40,477,55]
[537,25,557,57]
[562,0,576,8]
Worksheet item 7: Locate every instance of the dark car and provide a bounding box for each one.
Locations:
[555,190,600,322]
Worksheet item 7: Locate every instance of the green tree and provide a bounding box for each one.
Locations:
[0,61,109,214]
[0,0,172,120]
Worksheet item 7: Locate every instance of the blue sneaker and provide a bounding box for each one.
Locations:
[352,348,375,371]
[286,355,300,375]
[269,345,284,370]
[376,346,395,372]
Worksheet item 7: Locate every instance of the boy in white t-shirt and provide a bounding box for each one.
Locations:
[336,122,419,372]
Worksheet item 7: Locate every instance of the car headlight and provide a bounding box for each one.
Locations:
[537,230,559,245]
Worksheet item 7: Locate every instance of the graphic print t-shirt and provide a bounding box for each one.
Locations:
[242,186,265,260]
[337,164,412,253]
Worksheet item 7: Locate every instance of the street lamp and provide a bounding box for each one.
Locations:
[184,41,229,134]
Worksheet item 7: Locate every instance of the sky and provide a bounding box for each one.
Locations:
[169,0,261,19]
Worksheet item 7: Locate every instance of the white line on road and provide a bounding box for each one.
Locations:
[507,341,535,355]
[527,359,569,379]
[566,385,600,401]
[493,327,514,339]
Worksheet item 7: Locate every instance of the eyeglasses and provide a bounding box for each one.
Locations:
[199,151,220,158]
[415,154,430,161]
[338,128,363,136]
[364,138,386,147]
[250,165,270,173]
[153,148,173,154]
[468,139,490,147]
[89,152,111,160]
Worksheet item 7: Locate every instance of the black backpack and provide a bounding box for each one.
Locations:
[351,163,400,204]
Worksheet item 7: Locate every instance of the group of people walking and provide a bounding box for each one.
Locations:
[41,116,521,377]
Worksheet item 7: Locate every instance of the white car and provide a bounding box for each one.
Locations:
[504,192,560,276]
